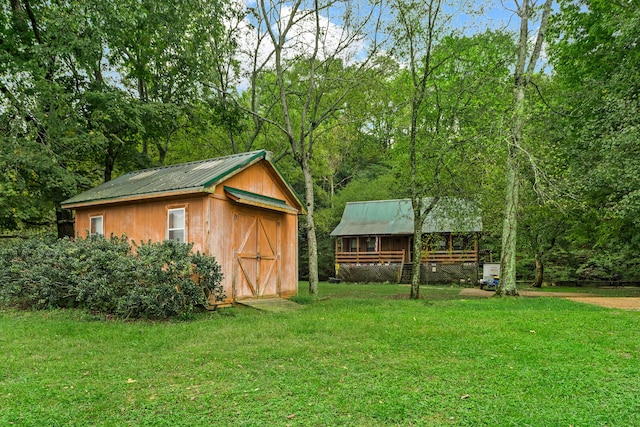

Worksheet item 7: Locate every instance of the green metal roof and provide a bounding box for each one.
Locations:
[330,198,482,237]
[62,150,303,210]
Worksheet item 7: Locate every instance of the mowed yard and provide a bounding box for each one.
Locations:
[2,283,640,426]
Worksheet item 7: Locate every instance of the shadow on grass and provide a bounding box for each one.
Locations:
[300,281,488,302]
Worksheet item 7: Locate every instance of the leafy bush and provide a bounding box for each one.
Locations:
[0,236,225,319]
[575,253,624,283]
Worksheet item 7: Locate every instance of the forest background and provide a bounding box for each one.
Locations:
[2,0,639,290]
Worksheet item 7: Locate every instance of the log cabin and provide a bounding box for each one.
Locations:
[330,199,481,284]
[62,150,305,305]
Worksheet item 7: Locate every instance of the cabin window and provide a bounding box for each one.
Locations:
[90,216,103,236]
[167,208,186,243]
[453,234,472,251]
[366,237,376,252]
[349,238,358,252]
[452,235,463,251]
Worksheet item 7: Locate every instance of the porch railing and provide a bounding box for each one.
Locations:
[335,250,405,265]
[334,249,477,264]
[421,250,478,263]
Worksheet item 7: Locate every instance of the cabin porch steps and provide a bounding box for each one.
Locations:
[400,264,413,284]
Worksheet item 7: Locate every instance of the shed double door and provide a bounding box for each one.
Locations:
[233,211,281,299]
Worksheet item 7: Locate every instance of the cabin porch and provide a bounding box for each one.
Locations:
[334,233,479,265]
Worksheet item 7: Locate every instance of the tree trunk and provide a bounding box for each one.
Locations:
[497,155,520,296]
[302,155,319,296]
[497,0,531,297]
[156,140,167,166]
[533,251,544,288]
[104,152,115,182]
[56,208,74,239]
[410,212,423,299]
[329,174,334,208]
[496,0,553,296]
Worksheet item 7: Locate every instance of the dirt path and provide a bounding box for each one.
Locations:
[459,288,640,311]
[561,297,640,310]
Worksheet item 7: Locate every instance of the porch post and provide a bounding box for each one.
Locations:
[474,236,478,262]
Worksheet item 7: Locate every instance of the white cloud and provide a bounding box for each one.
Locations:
[227,1,368,90]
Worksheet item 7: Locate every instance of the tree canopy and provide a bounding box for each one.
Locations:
[3,0,639,286]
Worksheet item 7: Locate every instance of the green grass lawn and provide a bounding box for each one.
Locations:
[2,283,640,426]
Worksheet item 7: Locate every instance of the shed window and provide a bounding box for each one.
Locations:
[167,208,186,243]
[90,216,103,236]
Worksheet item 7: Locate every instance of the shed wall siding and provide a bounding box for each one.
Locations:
[74,194,206,253]
[73,161,300,304]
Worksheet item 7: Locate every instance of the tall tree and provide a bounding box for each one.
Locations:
[1,0,234,236]
[242,0,384,295]
[388,0,514,298]
[1,0,106,236]
[99,0,225,164]
[496,0,553,296]
[388,0,444,299]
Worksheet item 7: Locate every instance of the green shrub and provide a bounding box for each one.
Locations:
[191,252,225,302]
[0,236,225,319]
[575,253,624,283]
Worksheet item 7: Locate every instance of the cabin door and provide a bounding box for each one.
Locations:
[233,212,281,299]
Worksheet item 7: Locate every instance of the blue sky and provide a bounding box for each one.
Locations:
[234,0,553,88]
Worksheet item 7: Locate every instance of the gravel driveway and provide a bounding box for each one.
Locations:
[459,288,640,311]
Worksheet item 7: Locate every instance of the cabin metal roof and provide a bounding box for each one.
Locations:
[329,198,482,237]
[62,150,303,211]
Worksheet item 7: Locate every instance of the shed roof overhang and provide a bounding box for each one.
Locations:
[224,186,299,214]
[61,188,203,209]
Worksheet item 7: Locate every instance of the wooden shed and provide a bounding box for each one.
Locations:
[61,150,305,305]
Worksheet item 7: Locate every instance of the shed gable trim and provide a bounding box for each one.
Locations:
[202,150,267,189]
[224,186,298,214]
